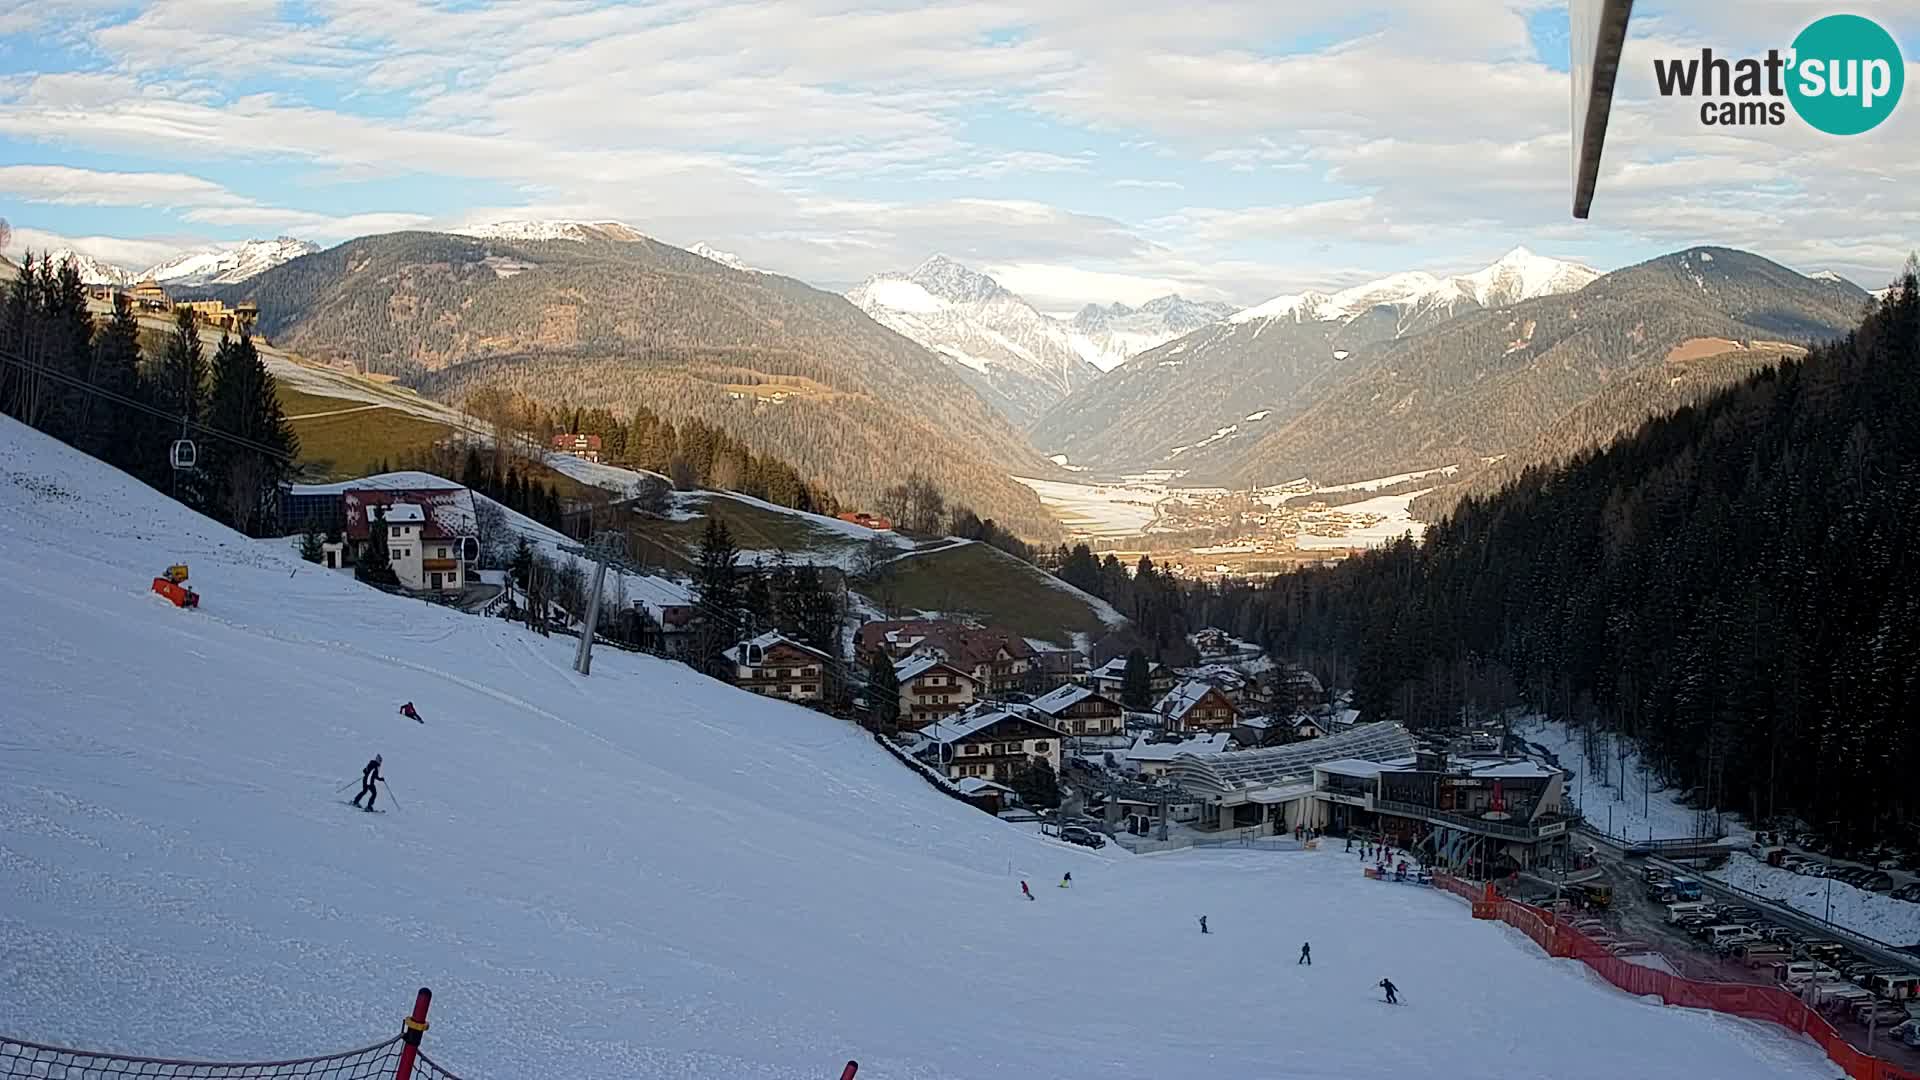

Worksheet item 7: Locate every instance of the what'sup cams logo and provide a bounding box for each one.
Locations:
[1654,14,1905,134]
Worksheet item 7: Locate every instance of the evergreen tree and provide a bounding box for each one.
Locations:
[203,334,297,536]
[742,568,773,636]
[866,650,901,735]
[84,292,147,477]
[509,535,534,587]
[1007,758,1061,810]
[153,306,211,508]
[355,505,398,586]
[693,516,742,675]
[1121,648,1152,709]
[298,523,325,563]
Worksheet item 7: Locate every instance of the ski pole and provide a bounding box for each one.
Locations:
[380,780,402,812]
[336,778,361,794]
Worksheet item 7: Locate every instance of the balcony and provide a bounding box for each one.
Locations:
[1372,797,1569,842]
[422,558,458,572]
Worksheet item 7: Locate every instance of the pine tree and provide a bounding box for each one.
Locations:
[1007,758,1061,809]
[153,306,211,509]
[356,505,398,586]
[85,292,147,477]
[1122,648,1152,709]
[742,568,773,636]
[693,516,742,675]
[203,334,297,536]
[509,535,533,587]
[298,523,325,563]
[866,650,901,735]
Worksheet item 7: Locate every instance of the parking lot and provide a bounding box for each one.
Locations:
[1508,850,1920,1067]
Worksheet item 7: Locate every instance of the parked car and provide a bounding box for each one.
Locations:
[1892,883,1920,903]
[1607,940,1655,957]
[1058,826,1106,849]
[1860,871,1895,892]
[1869,973,1920,1002]
[1891,1019,1920,1048]
[1740,942,1790,967]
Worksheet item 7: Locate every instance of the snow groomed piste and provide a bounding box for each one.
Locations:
[0,414,1847,1079]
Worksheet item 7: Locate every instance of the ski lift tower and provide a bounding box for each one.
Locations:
[557,529,635,676]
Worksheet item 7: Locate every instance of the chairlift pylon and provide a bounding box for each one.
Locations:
[169,438,198,470]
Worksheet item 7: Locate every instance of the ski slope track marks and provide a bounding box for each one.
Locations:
[0,416,1837,1080]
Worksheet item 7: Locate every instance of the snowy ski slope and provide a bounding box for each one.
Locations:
[0,417,1835,1079]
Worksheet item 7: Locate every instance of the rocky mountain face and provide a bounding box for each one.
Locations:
[144,237,320,287]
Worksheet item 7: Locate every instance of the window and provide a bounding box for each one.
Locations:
[802,684,817,694]
[965,744,981,755]
[1034,741,1050,752]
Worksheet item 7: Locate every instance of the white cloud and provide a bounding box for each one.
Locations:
[0,164,247,208]
[3,225,189,270]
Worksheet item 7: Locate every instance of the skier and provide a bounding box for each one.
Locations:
[1298,942,1311,965]
[1379,978,1399,1005]
[1060,872,1072,889]
[350,755,384,811]
[1198,915,1209,934]
[1021,880,1034,901]
[399,702,423,723]
[1345,836,1352,852]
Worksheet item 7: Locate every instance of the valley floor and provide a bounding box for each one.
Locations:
[0,417,1836,1079]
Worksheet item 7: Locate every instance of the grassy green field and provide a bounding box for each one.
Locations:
[278,386,457,481]
[868,541,1115,645]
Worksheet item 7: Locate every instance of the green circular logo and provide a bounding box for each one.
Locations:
[1787,14,1904,135]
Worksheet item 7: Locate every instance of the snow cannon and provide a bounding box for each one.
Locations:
[152,563,199,608]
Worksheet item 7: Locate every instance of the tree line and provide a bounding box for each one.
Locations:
[1,252,297,536]
[689,516,854,708]
[1183,266,1920,853]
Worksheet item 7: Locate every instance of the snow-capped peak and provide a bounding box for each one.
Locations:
[686,242,763,273]
[1807,269,1853,287]
[46,250,136,287]
[908,254,1009,304]
[454,219,649,243]
[1453,246,1600,308]
[143,237,319,287]
[1230,247,1598,327]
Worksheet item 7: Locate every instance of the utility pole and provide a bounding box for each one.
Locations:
[558,530,633,677]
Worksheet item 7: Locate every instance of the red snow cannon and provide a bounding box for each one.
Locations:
[152,563,199,608]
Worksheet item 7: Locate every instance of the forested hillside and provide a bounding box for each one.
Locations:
[1188,267,1920,847]
[217,231,1061,539]
[1230,248,1869,494]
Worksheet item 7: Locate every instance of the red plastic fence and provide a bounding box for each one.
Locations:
[1431,875,1920,1080]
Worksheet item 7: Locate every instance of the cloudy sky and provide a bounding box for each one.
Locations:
[0,0,1914,311]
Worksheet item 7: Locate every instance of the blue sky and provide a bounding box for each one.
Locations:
[1,0,1915,311]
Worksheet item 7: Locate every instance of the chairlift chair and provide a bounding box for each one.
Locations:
[169,438,197,470]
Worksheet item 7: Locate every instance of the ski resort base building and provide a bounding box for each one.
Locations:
[1160,728,1573,871]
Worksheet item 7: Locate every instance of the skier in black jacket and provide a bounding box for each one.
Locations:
[1379,978,1398,1004]
[351,755,384,811]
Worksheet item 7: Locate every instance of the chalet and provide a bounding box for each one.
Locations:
[725,632,832,703]
[894,655,978,729]
[1157,680,1239,733]
[1088,656,1176,701]
[918,708,1061,782]
[627,574,698,659]
[1192,627,1232,653]
[1027,684,1124,738]
[1029,646,1087,690]
[551,433,603,463]
[306,484,478,593]
[1124,732,1232,779]
[855,619,1034,695]
[836,511,893,531]
[1182,664,1255,704]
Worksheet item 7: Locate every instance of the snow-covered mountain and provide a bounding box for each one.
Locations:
[687,241,763,273]
[143,237,319,287]
[848,255,1107,427]
[454,218,650,243]
[47,249,137,287]
[1228,247,1600,332]
[1067,295,1236,372]
[1035,247,1600,473]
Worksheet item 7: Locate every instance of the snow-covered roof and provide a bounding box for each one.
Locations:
[1126,733,1231,763]
[920,709,1057,746]
[1157,679,1226,720]
[895,654,968,683]
[1468,761,1560,780]
[1165,723,1417,796]
[1316,759,1385,780]
[1091,656,1165,680]
[384,503,426,524]
[1029,684,1115,716]
[724,632,830,666]
[339,487,477,542]
[1328,708,1362,728]
[1247,780,1318,804]
[955,777,1014,797]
